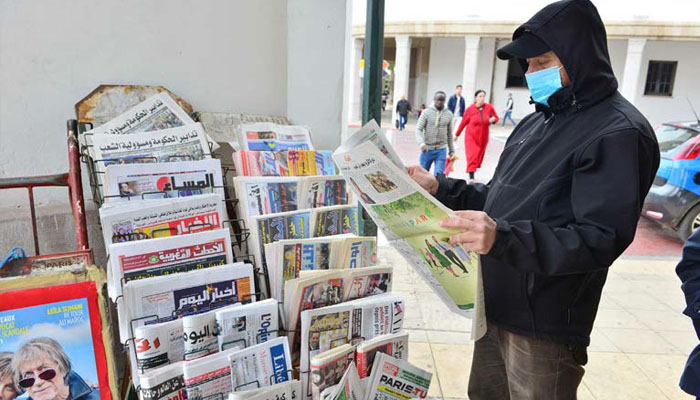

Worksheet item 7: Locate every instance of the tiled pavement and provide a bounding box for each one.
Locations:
[366,115,696,398]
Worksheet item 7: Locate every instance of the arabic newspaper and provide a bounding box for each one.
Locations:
[309,344,355,400]
[183,309,224,361]
[121,262,254,341]
[183,347,241,400]
[333,131,486,340]
[215,298,279,351]
[103,159,225,202]
[332,237,378,270]
[311,205,359,237]
[300,304,353,400]
[91,123,211,174]
[238,123,314,152]
[0,282,113,400]
[99,193,225,249]
[234,177,300,218]
[364,353,431,400]
[228,379,301,400]
[229,337,294,391]
[107,228,233,300]
[232,150,337,177]
[326,362,364,400]
[354,332,409,379]
[298,176,350,209]
[86,92,194,136]
[343,120,405,171]
[248,209,312,275]
[140,362,187,400]
[134,318,184,373]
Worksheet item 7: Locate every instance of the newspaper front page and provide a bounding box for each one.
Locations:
[365,353,431,400]
[134,318,184,373]
[140,361,187,400]
[104,159,225,202]
[333,137,486,340]
[215,298,279,351]
[183,347,240,400]
[229,337,294,391]
[238,123,314,152]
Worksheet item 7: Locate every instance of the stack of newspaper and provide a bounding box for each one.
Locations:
[232,150,338,177]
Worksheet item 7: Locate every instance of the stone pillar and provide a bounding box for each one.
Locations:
[620,38,647,104]
[392,35,412,124]
[462,36,481,103]
[348,37,364,124]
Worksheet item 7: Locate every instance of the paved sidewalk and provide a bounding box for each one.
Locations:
[371,118,695,398]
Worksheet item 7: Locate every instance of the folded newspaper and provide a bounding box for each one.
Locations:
[310,344,355,400]
[333,121,486,340]
[229,337,294,391]
[104,159,225,202]
[107,228,233,300]
[229,380,302,400]
[140,361,187,400]
[321,362,364,400]
[365,352,431,400]
[238,123,314,152]
[134,318,185,374]
[215,298,280,351]
[354,332,409,379]
[183,347,241,400]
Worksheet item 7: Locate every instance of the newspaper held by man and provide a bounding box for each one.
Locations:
[343,120,405,170]
[215,298,279,351]
[364,352,431,400]
[107,228,233,300]
[333,134,486,340]
[140,361,187,400]
[91,123,211,174]
[103,159,225,202]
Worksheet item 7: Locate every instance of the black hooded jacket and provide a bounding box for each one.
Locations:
[434,0,660,346]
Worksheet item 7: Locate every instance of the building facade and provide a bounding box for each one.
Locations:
[348,20,700,126]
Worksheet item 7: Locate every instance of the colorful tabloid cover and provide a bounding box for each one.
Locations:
[334,136,485,340]
[0,282,111,400]
[233,151,337,177]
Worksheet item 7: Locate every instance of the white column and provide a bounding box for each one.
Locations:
[348,38,364,124]
[392,35,412,124]
[462,36,481,102]
[620,38,647,104]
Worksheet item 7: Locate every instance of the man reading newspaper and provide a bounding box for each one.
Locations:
[408,0,659,398]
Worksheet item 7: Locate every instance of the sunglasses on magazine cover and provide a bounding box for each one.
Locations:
[18,369,57,389]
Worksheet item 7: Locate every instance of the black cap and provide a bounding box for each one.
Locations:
[496,32,550,60]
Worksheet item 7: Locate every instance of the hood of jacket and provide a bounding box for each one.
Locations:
[512,0,618,113]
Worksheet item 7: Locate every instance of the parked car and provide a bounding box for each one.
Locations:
[642,121,700,241]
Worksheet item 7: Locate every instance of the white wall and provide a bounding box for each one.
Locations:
[491,39,534,120]
[632,40,700,126]
[607,39,628,86]
[426,38,464,101]
[288,0,349,150]
[0,0,288,205]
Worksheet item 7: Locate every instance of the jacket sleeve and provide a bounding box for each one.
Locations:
[447,96,455,113]
[415,112,427,147]
[434,174,490,211]
[677,229,700,340]
[487,129,659,276]
[455,111,469,138]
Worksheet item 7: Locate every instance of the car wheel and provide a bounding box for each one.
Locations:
[678,203,700,242]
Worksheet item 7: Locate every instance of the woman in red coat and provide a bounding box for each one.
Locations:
[454,90,499,181]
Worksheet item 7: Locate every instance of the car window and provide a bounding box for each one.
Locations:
[656,124,700,157]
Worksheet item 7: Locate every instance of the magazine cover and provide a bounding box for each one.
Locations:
[0,282,112,400]
[103,159,225,202]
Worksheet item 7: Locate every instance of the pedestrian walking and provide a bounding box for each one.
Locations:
[407,0,659,398]
[395,95,412,131]
[454,90,499,181]
[415,91,455,175]
[676,228,700,398]
[448,84,466,133]
[502,92,517,126]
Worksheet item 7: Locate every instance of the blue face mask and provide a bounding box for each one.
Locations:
[525,66,563,106]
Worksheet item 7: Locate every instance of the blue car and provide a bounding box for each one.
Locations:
[643,122,700,241]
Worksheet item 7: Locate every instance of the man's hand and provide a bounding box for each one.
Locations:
[407,165,438,195]
[489,116,496,124]
[440,210,497,254]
